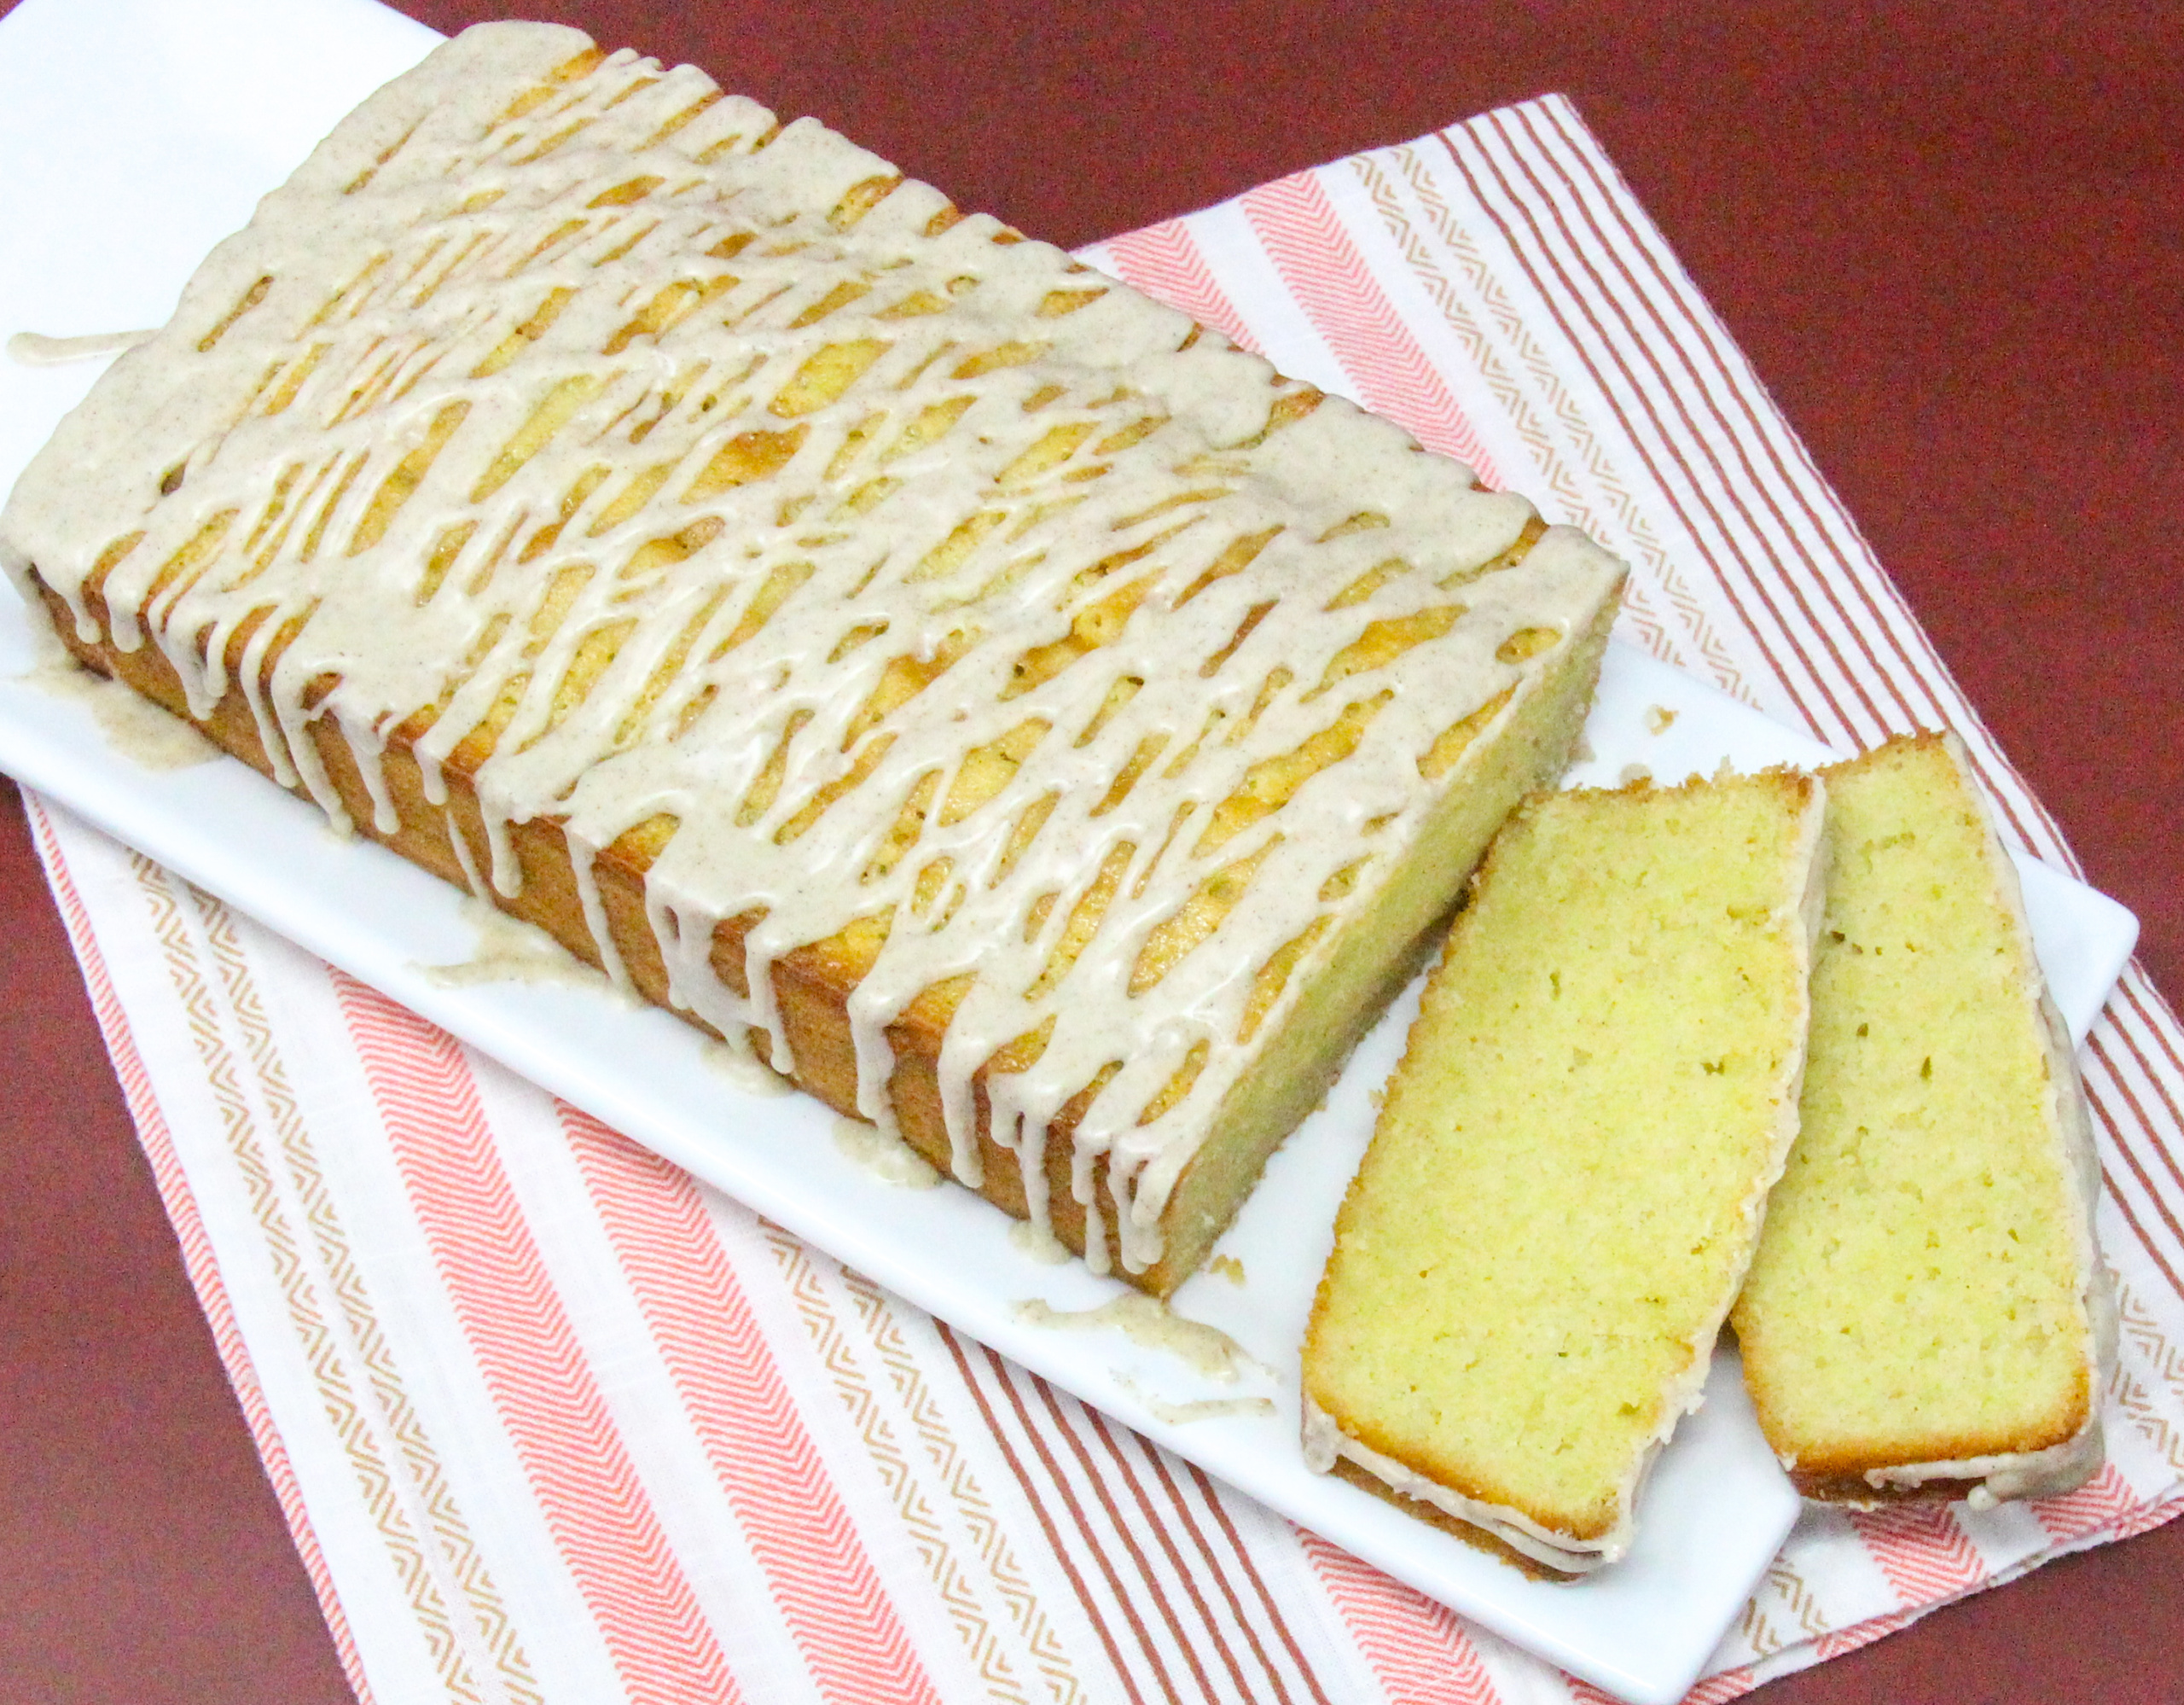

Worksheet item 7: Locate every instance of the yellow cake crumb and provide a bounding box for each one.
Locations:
[1303,767,1824,1570]
[1732,731,2111,1504]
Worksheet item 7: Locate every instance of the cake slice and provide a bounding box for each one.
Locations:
[0,22,1625,1292]
[1731,732,2115,1504]
[1303,768,1826,1573]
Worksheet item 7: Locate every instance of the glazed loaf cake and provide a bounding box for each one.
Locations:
[1303,769,1825,1572]
[0,22,1625,1291]
[1733,732,2115,1503]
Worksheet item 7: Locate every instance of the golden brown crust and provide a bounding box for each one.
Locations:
[1786,1468,1982,1504]
[1326,1458,1583,1581]
[1757,1388,2091,1504]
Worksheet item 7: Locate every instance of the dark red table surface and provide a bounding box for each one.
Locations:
[2,3,2177,1701]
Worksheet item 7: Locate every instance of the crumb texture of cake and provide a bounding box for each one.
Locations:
[1302,769,1825,1573]
[0,22,1625,1288]
[1731,732,2114,1504]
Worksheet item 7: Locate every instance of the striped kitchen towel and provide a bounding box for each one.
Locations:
[30,89,2184,1705]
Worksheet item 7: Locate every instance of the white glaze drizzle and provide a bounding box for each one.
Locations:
[0,21,1623,1274]
[420,896,597,987]
[7,329,157,366]
[20,654,222,769]
[1014,1293,1263,1382]
[1114,1374,1276,1425]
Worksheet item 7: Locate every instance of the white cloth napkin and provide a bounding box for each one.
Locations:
[26,55,2184,1705]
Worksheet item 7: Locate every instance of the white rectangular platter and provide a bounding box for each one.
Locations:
[0,0,2140,1698]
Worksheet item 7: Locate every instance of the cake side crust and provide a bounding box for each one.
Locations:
[29,521,1619,1296]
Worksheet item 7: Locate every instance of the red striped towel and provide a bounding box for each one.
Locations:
[29,86,2184,1705]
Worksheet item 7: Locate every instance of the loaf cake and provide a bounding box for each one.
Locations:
[1732,733,2115,1503]
[0,22,1626,1291]
[1302,769,1825,1572]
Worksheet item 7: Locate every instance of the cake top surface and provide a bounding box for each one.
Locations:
[0,21,1623,1266]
